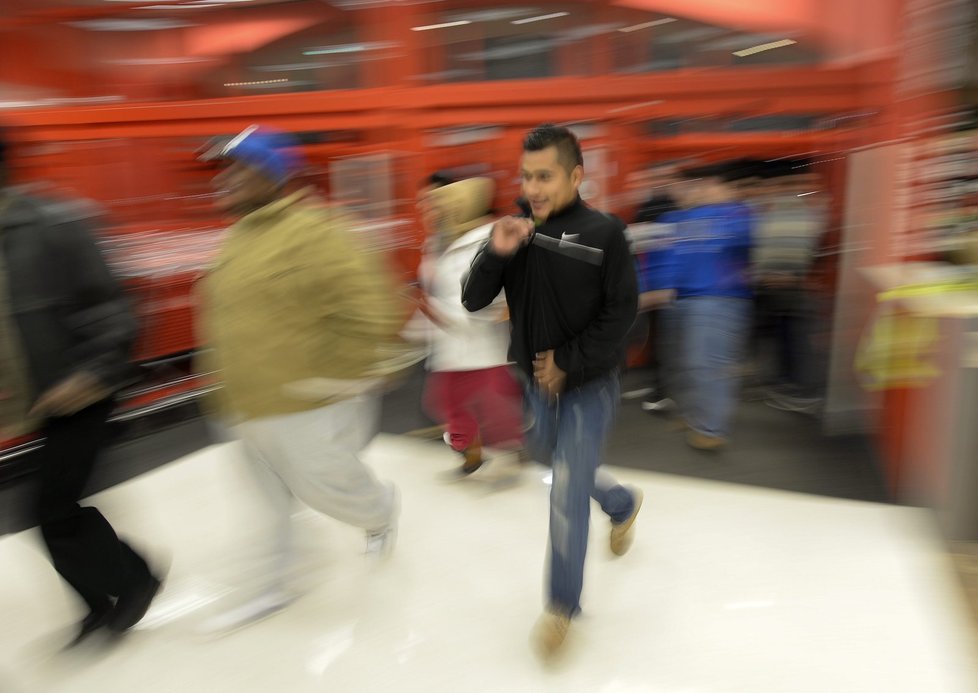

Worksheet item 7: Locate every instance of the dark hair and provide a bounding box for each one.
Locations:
[426,171,454,189]
[522,124,583,174]
[682,162,743,183]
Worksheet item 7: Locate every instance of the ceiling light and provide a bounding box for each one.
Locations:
[303,41,395,56]
[141,3,225,8]
[69,18,193,30]
[733,39,797,57]
[447,9,537,23]
[254,62,333,72]
[106,57,210,64]
[608,100,664,114]
[411,20,471,31]
[511,11,568,25]
[618,18,676,33]
[224,78,289,87]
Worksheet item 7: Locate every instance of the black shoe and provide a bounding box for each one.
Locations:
[107,574,162,634]
[65,607,113,649]
[437,459,485,483]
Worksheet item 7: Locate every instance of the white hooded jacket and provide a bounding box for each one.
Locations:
[415,221,511,372]
[404,177,511,373]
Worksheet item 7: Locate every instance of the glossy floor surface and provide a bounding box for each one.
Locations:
[0,434,975,692]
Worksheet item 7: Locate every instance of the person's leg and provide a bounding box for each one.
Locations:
[690,298,752,440]
[474,366,524,451]
[34,400,157,637]
[198,420,300,634]
[546,372,625,616]
[424,371,479,451]
[522,378,557,468]
[678,298,710,434]
[785,288,816,395]
[534,372,640,659]
[267,396,396,534]
[645,304,681,411]
[232,421,298,588]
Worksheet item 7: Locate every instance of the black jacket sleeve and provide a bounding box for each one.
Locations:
[52,214,137,390]
[553,220,638,375]
[461,239,509,312]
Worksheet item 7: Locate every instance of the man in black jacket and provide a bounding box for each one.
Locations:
[462,124,642,660]
[0,131,161,647]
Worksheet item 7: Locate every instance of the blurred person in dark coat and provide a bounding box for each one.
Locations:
[0,128,162,647]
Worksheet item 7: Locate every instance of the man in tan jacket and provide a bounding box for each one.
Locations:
[196,125,411,631]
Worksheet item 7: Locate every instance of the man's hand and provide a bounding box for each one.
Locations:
[533,350,566,401]
[489,216,534,257]
[30,372,110,418]
[638,289,676,312]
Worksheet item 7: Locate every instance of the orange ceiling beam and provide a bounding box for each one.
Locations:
[183,16,320,58]
[613,0,905,59]
[613,0,818,34]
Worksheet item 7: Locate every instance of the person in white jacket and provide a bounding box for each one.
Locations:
[414,177,523,477]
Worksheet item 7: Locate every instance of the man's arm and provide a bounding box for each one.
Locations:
[553,221,638,375]
[57,216,137,390]
[30,213,136,417]
[460,241,508,313]
[461,216,531,312]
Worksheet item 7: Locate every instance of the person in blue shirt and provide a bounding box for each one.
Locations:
[632,178,689,415]
[668,163,754,450]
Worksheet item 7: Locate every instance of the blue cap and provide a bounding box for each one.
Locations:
[203,125,305,185]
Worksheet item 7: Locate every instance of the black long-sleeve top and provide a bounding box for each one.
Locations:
[461,196,638,390]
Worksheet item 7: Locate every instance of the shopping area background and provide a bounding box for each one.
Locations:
[2,1,978,691]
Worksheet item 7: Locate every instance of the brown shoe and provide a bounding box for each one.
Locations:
[686,430,727,451]
[531,609,572,660]
[461,441,484,473]
[610,487,643,556]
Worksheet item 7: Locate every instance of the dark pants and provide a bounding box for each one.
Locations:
[34,400,151,614]
[755,287,816,395]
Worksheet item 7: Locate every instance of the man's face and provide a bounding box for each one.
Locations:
[520,145,581,222]
[212,159,280,216]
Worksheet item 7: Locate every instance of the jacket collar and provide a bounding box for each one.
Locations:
[236,187,314,230]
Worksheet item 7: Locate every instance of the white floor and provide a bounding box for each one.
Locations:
[1,434,977,693]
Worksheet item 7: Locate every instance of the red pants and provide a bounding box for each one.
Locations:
[423,366,523,452]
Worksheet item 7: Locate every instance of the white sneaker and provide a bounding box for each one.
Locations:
[365,525,397,558]
[366,487,399,558]
[199,589,293,635]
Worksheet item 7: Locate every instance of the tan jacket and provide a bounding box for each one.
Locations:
[197,189,413,421]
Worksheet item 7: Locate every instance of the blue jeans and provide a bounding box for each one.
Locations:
[676,297,752,438]
[524,370,634,617]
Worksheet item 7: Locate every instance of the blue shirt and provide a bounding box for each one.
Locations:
[654,203,754,300]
